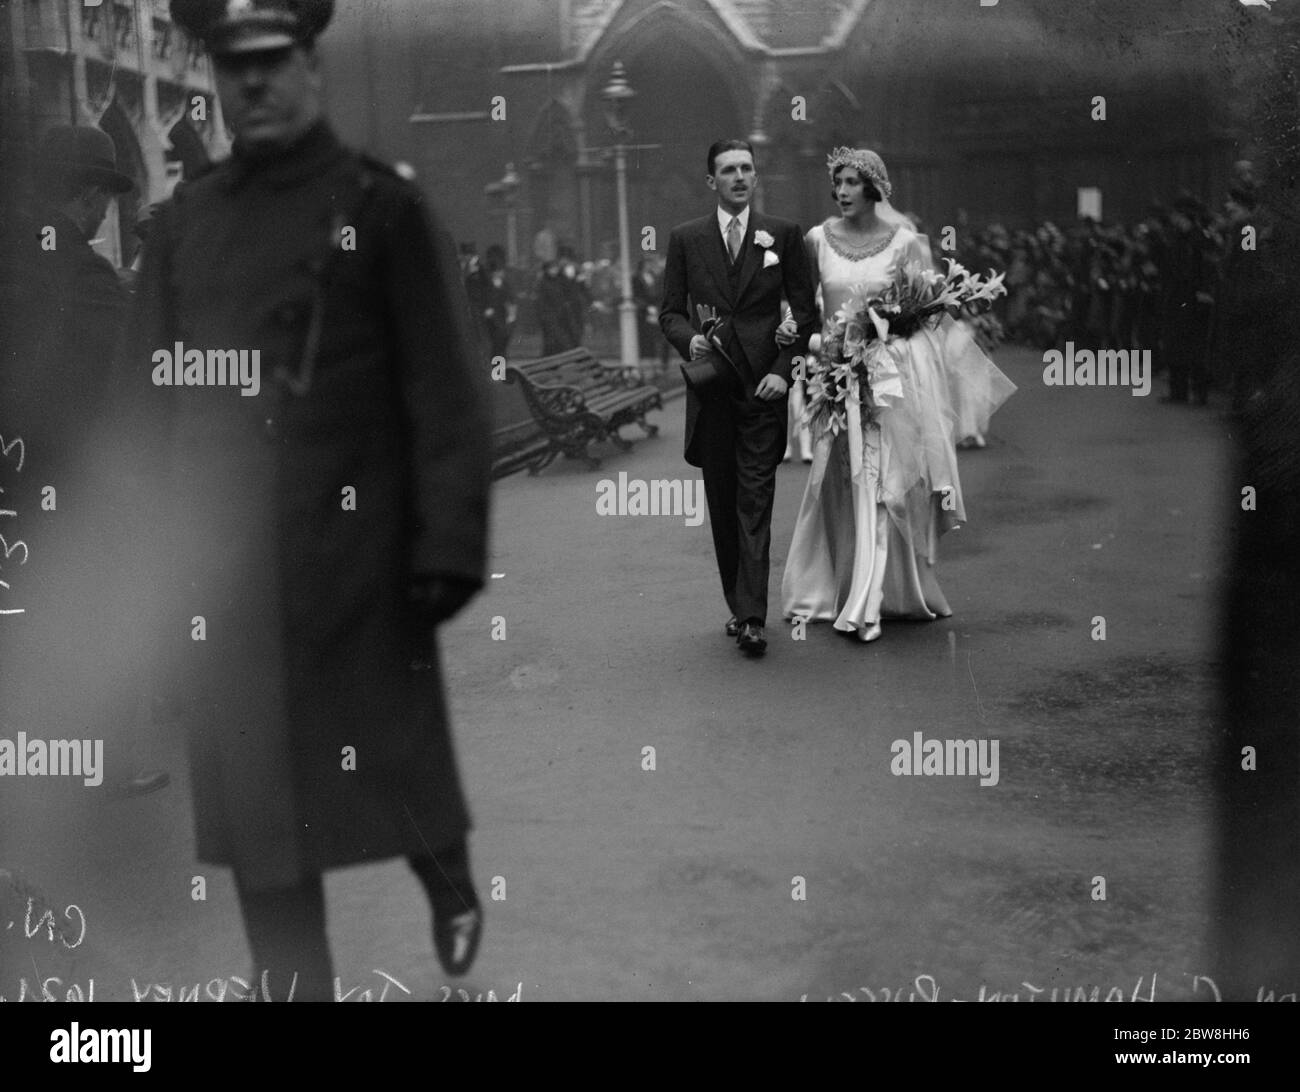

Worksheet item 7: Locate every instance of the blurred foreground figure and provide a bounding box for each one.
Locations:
[0,126,169,797]
[118,0,491,998]
[1213,21,1300,999]
[1214,182,1300,999]
[3,125,132,456]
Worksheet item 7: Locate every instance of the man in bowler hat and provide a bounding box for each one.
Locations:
[4,126,134,466]
[114,0,492,997]
[0,125,171,798]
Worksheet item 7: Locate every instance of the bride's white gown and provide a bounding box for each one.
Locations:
[781,221,1015,633]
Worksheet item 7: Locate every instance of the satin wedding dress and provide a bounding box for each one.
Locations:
[781,220,1015,636]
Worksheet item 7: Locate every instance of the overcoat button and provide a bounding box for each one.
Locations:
[263,416,280,441]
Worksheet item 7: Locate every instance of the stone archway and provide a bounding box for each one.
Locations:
[582,26,748,255]
[523,99,580,258]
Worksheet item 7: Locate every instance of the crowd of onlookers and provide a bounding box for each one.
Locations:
[463,165,1273,412]
[458,242,673,367]
[943,166,1271,409]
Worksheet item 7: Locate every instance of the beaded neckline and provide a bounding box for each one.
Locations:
[822,220,901,261]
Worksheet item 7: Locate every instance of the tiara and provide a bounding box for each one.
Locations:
[826,147,892,200]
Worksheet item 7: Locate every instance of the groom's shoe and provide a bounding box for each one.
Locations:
[725,616,740,638]
[737,621,767,656]
[433,899,483,978]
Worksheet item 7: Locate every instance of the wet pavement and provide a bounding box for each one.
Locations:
[1,346,1234,1001]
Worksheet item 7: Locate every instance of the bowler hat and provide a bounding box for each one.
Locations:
[37,125,134,194]
[171,0,333,56]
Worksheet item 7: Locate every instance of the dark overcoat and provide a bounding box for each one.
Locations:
[1,207,129,477]
[0,206,131,730]
[115,123,491,890]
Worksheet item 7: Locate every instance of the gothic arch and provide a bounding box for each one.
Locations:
[583,2,752,133]
[523,100,581,252]
[525,99,579,166]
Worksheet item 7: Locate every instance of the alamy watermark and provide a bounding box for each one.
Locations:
[595,472,704,527]
[890,731,1000,787]
[1042,343,1151,397]
[0,731,103,787]
[151,342,260,397]
[49,1024,150,1072]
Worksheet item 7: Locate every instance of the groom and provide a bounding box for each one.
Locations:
[661,140,816,655]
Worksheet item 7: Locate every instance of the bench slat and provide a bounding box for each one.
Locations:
[505,348,660,472]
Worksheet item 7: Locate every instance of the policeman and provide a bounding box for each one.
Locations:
[118,0,492,997]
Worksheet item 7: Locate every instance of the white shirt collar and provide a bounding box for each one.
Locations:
[717,205,750,240]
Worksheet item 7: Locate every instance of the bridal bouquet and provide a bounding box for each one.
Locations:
[806,259,1006,435]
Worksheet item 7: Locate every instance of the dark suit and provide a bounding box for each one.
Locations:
[660,209,815,624]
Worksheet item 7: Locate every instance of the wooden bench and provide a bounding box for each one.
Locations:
[504,348,662,474]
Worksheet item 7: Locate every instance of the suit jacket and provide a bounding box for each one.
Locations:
[660,209,816,466]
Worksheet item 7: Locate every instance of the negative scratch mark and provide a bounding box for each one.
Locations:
[967,651,986,721]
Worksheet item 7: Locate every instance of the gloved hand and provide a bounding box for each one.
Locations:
[408,573,481,628]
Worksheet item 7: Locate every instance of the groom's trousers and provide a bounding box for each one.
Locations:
[698,386,788,626]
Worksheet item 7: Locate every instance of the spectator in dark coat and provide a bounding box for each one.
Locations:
[1160,193,1216,404]
[2,126,133,470]
[632,256,659,360]
[537,258,579,354]
[481,244,516,361]
[0,125,172,798]
[558,245,589,348]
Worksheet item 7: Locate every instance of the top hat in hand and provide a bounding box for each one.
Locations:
[680,303,746,395]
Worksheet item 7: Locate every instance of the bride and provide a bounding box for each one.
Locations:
[781,147,1015,642]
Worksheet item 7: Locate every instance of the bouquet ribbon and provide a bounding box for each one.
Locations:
[808,374,867,492]
[865,338,906,410]
[807,336,908,494]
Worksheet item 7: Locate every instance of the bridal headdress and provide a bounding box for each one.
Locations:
[826,147,892,200]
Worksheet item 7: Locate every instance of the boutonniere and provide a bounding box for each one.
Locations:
[754,230,780,268]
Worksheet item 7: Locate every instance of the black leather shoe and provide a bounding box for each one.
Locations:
[725,616,740,638]
[737,621,767,655]
[434,902,483,977]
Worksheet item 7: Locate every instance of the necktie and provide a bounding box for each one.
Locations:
[727,216,742,264]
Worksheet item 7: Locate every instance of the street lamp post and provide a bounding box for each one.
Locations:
[601,62,641,370]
